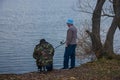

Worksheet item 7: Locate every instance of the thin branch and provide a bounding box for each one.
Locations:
[102,7,114,17]
[78,9,114,17]
[101,13,115,17]
[87,1,94,11]
[78,10,93,15]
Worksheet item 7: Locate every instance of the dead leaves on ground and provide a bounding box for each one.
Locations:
[0,58,120,80]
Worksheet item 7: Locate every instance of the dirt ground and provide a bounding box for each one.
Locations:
[0,58,120,80]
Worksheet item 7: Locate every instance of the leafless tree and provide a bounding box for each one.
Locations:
[77,0,120,59]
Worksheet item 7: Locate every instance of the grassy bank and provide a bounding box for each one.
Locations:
[0,58,120,80]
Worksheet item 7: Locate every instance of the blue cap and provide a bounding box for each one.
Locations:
[66,19,73,24]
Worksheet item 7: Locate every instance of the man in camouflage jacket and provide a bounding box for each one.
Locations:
[33,39,54,71]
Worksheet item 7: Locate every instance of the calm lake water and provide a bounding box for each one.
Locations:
[0,0,83,74]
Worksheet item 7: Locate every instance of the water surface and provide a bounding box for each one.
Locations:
[0,0,82,74]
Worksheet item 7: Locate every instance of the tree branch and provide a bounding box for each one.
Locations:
[101,14,114,17]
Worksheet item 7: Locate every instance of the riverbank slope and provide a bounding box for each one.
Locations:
[0,58,120,80]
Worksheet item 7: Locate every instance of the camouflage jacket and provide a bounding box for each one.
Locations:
[33,42,54,66]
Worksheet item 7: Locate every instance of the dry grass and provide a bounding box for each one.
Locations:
[0,58,120,80]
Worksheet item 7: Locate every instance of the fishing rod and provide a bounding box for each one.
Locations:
[54,41,65,49]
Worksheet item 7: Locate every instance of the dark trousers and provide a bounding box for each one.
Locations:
[46,63,53,71]
[63,44,76,69]
[37,63,53,71]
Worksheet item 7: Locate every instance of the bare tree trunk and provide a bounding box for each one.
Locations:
[104,17,117,55]
[90,0,105,58]
[83,0,120,59]
[103,0,120,59]
[113,0,120,29]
